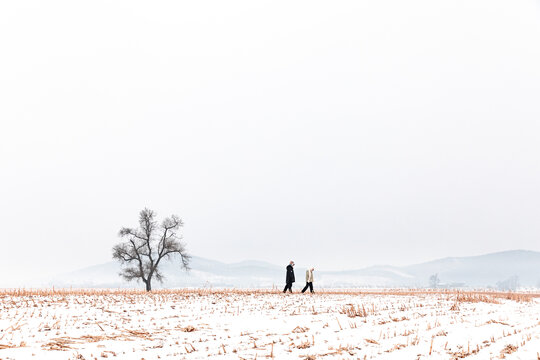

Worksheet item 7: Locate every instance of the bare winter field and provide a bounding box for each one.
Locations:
[1,289,540,359]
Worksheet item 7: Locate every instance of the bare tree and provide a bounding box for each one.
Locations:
[112,208,190,291]
[429,273,440,289]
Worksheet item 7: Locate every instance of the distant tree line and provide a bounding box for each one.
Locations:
[496,276,519,291]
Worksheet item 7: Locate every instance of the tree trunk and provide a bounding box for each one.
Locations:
[145,272,154,292]
[143,276,152,291]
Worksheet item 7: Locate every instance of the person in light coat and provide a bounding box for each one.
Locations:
[302,267,315,293]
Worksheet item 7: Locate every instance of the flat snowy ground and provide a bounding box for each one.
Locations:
[1,289,539,359]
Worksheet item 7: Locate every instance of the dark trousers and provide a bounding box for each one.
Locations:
[302,282,313,293]
[283,282,293,293]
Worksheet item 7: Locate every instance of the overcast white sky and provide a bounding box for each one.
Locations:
[1,0,540,286]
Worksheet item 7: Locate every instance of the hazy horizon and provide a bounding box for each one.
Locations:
[52,247,540,271]
[1,0,540,287]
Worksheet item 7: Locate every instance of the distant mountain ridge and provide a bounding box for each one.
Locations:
[41,250,540,289]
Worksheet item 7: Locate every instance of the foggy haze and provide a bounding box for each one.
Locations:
[1,0,540,286]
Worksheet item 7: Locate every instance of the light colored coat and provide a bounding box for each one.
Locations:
[306,269,314,283]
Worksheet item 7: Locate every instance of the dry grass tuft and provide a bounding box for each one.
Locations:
[340,304,368,318]
[455,292,500,304]
[292,326,309,333]
[296,341,311,349]
[500,344,518,357]
[181,325,196,332]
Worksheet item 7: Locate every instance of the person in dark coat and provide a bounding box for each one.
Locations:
[283,261,295,293]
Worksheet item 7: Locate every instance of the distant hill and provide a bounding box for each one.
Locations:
[40,250,540,289]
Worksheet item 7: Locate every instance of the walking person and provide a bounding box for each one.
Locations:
[302,267,315,293]
[283,261,295,293]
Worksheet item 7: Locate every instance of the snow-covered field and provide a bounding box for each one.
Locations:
[1,289,539,359]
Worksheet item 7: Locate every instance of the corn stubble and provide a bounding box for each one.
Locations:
[0,288,539,359]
